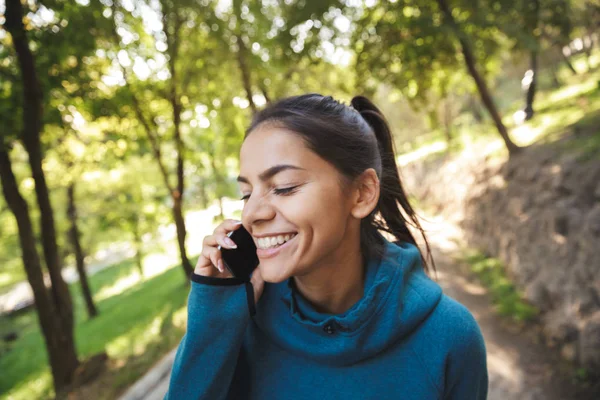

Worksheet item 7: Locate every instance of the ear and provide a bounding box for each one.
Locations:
[350,168,380,219]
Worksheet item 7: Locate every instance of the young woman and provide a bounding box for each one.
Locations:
[165,94,488,399]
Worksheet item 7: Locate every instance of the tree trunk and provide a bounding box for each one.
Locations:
[0,146,79,393]
[67,183,97,319]
[4,0,78,391]
[584,38,594,71]
[550,63,562,88]
[561,51,578,74]
[172,195,193,278]
[236,35,257,114]
[198,182,208,209]
[209,151,224,220]
[132,219,144,277]
[163,6,193,279]
[436,0,521,156]
[524,0,539,121]
[524,50,538,121]
[468,96,484,123]
[260,82,272,104]
[443,99,453,143]
[218,196,225,220]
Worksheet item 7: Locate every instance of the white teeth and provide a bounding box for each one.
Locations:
[256,233,297,249]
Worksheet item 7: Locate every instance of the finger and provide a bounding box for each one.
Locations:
[202,234,218,248]
[201,246,222,273]
[195,253,210,270]
[214,219,244,235]
[195,251,216,273]
[215,233,237,249]
[250,267,264,303]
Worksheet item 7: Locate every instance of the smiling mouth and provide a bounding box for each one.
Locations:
[255,233,297,250]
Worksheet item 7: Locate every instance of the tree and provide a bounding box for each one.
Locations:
[3,0,79,392]
[66,180,98,318]
[352,0,521,155]
[436,0,520,154]
[105,0,219,278]
[48,129,100,320]
[205,0,342,108]
[493,0,573,119]
[523,0,541,120]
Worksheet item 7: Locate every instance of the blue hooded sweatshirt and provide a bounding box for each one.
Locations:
[165,241,488,399]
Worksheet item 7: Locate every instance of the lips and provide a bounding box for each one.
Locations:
[255,233,298,259]
[255,233,297,249]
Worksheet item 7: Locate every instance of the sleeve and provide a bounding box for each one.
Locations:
[164,273,256,400]
[443,322,488,400]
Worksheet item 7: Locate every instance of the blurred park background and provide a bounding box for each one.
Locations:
[1,0,599,399]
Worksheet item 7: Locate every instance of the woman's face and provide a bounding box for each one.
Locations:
[238,124,356,283]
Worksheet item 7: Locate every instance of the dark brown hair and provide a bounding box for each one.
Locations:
[245,94,435,274]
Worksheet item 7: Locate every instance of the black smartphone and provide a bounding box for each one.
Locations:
[219,226,259,279]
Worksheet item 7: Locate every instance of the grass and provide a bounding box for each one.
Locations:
[0,259,27,296]
[457,250,539,323]
[0,256,192,400]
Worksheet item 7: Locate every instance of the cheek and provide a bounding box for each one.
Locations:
[284,184,349,250]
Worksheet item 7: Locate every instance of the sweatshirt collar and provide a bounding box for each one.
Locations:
[253,240,443,367]
[284,248,383,333]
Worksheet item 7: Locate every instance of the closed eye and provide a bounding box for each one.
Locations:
[273,185,300,196]
[240,184,303,201]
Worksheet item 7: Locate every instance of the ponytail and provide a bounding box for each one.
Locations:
[350,96,435,274]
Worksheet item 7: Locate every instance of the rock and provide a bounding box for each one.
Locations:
[525,280,552,312]
[561,342,578,362]
[567,208,584,235]
[584,205,600,236]
[578,287,600,316]
[535,191,554,206]
[403,137,600,369]
[579,312,600,368]
[554,214,569,236]
[543,316,578,347]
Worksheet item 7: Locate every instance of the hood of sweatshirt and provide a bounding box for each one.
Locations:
[253,240,443,367]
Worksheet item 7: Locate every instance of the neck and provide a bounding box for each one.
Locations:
[292,228,366,315]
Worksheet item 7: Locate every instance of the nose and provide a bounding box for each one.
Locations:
[242,192,276,230]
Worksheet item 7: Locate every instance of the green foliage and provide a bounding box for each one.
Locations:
[352,0,507,103]
[458,250,539,322]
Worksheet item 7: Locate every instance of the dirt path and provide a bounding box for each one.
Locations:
[424,216,599,400]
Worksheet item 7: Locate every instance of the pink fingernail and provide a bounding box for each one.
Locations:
[224,237,237,248]
[217,260,224,273]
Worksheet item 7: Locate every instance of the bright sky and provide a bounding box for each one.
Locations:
[1,0,354,85]
[102,0,354,86]
[1,0,356,116]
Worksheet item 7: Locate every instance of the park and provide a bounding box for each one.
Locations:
[1,0,599,399]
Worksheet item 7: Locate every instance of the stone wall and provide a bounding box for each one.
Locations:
[401,140,600,369]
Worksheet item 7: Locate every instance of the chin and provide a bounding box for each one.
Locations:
[257,263,292,284]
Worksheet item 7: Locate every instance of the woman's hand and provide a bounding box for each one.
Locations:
[194,219,265,303]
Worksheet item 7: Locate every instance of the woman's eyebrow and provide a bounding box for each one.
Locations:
[237,164,305,184]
